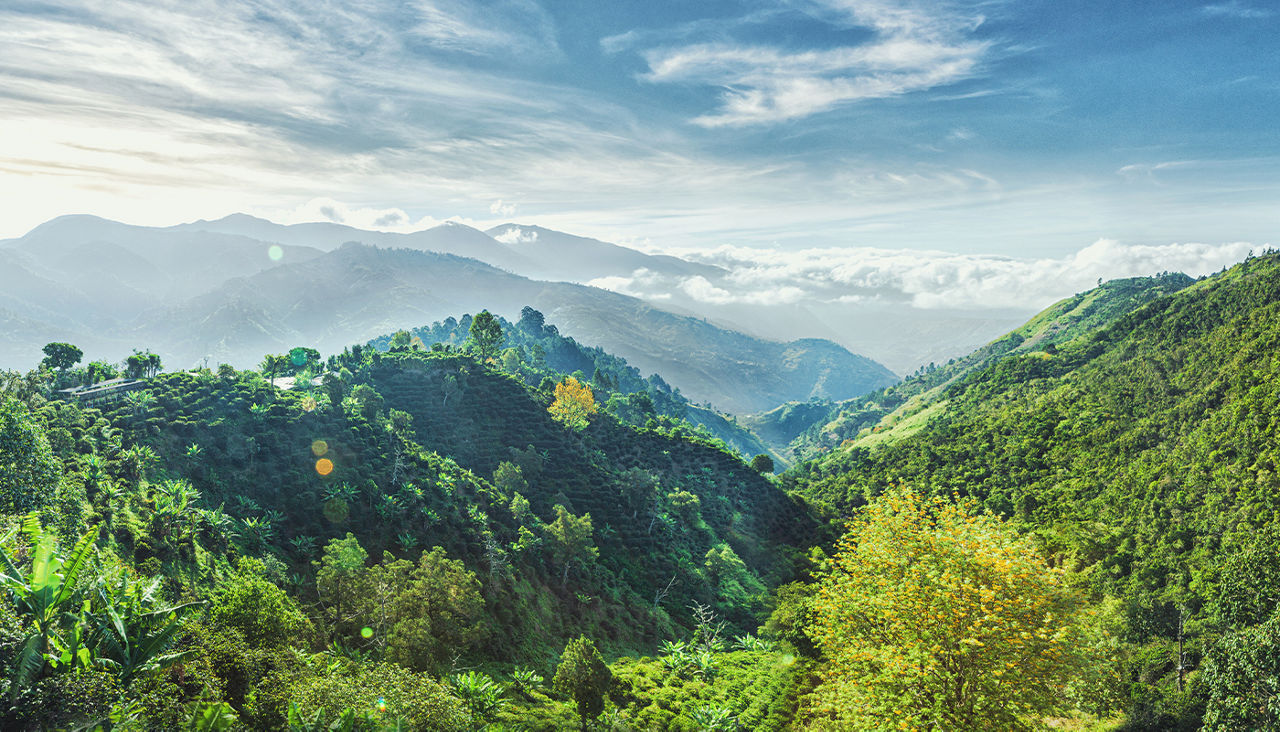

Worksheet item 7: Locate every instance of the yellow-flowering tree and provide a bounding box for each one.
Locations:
[808,487,1107,730]
[548,377,597,430]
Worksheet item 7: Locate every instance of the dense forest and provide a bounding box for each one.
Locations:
[4,255,1280,730]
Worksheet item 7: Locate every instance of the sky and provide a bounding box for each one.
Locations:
[1,0,1277,270]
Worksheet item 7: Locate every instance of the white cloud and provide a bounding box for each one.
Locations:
[587,238,1256,311]
[1201,2,1272,19]
[489,199,518,216]
[275,198,466,232]
[1117,160,1197,180]
[493,226,539,245]
[637,0,995,126]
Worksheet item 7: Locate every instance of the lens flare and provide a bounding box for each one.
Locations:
[315,458,334,476]
[361,626,374,639]
[267,244,283,261]
[311,439,328,456]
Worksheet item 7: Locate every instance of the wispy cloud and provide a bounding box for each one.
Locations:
[0,0,676,234]
[1201,2,1273,19]
[636,0,997,126]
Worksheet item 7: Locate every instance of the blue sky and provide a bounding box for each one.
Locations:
[1,0,1277,261]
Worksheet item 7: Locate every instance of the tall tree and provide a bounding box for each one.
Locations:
[467,310,503,362]
[518,305,545,333]
[543,504,597,585]
[808,487,1110,730]
[40,342,82,373]
[552,636,612,727]
[125,350,162,379]
[259,353,287,384]
[548,377,597,431]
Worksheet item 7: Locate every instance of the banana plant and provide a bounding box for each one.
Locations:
[85,572,203,687]
[0,514,98,699]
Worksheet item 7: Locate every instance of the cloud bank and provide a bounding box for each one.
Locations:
[590,239,1256,311]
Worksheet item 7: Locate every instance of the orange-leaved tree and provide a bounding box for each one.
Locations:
[548,377,597,431]
[807,487,1111,730]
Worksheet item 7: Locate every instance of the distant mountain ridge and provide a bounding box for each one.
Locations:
[0,215,898,414]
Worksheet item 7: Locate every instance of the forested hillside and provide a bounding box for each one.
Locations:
[368,308,779,464]
[5,258,1280,730]
[0,321,828,729]
[786,253,1280,728]
[755,272,1195,461]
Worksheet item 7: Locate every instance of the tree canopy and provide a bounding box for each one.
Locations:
[548,376,597,431]
[467,310,503,361]
[808,487,1109,730]
[40,342,82,372]
[552,636,612,724]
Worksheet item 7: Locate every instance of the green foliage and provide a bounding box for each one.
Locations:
[125,349,163,379]
[467,310,504,362]
[0,397,60,513]
[1200,613,1280,731]
[41,342,83,372]
[447,670,507,720]
[544,504,597,584]
[293,661,471,731]
[382,546,486,674]
[807,488,1112,730]
[782,255,1280,724]
[0,667,119,730]
[208,558,309,647]
[369,311,777,459]
[0,321,818,727]
[0,514,199,705]
[749,454,774,474]
[553,636,612,723]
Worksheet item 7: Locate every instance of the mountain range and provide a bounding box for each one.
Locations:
[0,214,897,414]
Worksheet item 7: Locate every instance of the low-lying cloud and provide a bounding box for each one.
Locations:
[589,238,1257,312]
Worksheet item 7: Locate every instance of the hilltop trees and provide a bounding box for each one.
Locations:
[808,487,1108,730]
[124,349,162,379]
[518,305,545,334]
[40,342,82,373]
[467,310,503,361]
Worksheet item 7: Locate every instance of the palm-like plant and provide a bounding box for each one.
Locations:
[153,480,201,538]
[448,670,508,719]
[199,505,238,548]
[239,516,275,549]
[290,535,318,558]
[0,515,97,699]
[85,572,202,686]
[509,666,544,699]
[731,633,776,652]
[689,705,738,731]
[118,444,158,484]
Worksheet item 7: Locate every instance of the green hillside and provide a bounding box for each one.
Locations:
[0,337,818,729]
[6,259,1280,729]
[763,272,1195,461]
[784,254,1280,728]
[368,309,780,464]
